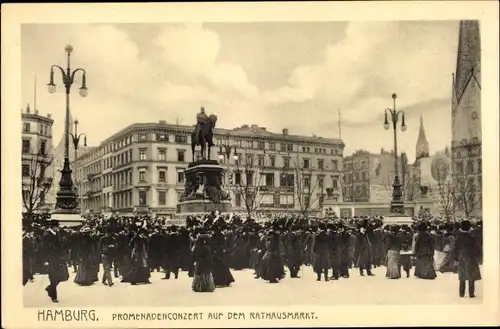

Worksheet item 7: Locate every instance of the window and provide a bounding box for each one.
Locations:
[23,123,30,132]
[138,134,147,142]
[177,192,183,201]
[280,173,294,187]
[22,140,30,154]
[283,157,290,168]
[177,170,184,183]
[158,191,166,205]
[318,176,324,188]
[156,134,167,142]
[158,170,166,182]
[318,159,324,170]
[269,142,275,151]
[270,156,276,167]
[331,160,338,171]
[332,178,338,189]
[265,173,274,187]
[304,176,310,187]
[158,149,166,161]
[246,155,253,166]
[246,172,254,185]
[286,144,293,152]
[467,160,474,174]
[175,135,187,144]
[478,159,482,173]
[303,159,309,169]
[235,193,241,207]
[235,172,241,185]
[258,141,265,149]
[139,169,146,182]
[138,191,147,206]
[139,148,147,160]
[258,155,265,167]
[177,150,185,162]
[456,161,463,173]
[22,164,30,177]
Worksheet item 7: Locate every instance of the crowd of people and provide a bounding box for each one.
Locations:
[22,212,483,303]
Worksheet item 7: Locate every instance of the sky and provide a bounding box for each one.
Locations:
[21,21,460,162]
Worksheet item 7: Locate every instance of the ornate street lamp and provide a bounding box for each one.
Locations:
[47,45,88,212]
[383,93,407,214]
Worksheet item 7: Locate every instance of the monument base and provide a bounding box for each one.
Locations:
[178,199,232,214]
[50,212,85,227]
[383,214,414,225]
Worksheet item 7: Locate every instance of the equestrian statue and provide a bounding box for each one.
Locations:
[191,106,217,161]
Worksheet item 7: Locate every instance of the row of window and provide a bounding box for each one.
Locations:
[455,159,482,174]
[22,139,47,155]
[23,122,51,136]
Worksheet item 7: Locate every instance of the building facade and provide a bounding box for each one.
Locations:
[450,20,482,217]
[21,104,54,214]
[73,122,344,216]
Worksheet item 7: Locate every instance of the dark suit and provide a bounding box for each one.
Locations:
[43,229,69,301]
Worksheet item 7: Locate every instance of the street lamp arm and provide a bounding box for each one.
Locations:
[51,65,67,79]
[70,68,87,82]
[396,110,405,120]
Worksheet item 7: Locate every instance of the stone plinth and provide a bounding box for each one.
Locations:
[383,215,414,225]
[177,160,231,214]
[50,213,84,227]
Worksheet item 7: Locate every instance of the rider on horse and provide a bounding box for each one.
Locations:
[195,107,208,140]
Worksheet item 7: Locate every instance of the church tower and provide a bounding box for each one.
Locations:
[451,20,481,143]
[415,115,430,161]
[450,20,482,217]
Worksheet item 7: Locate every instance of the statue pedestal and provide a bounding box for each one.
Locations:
[177,160,232,214]
[50,212,84,227]
[383,215,413,225]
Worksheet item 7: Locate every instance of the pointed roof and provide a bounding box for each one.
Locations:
[416,115,430,161]
[454,20,481,101]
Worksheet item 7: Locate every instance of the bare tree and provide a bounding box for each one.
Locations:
[22,151,55,217]
[233,157,265,216]
[292,154,323,216]
[428,165,456,220]
[453,172,481,217]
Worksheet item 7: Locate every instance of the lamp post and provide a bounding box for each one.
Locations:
[383,93,407,214]
[47,45,88,211]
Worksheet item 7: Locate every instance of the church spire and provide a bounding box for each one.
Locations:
[416,115,430,161]
[454,20,481,102]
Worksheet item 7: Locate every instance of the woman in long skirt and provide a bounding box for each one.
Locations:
[74,227,99,286]
[453,220,481,298]
[260,230,285,283]
[192,234,216,292]
[385,225,402,279]
[438,231,458,273]
[129,230,151,285]
[211,231,235,287]
[413,222,437,280]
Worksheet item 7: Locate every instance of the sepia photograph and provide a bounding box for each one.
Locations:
[2,2,499,328]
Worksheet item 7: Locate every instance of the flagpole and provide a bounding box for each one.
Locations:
[338,108,342,139]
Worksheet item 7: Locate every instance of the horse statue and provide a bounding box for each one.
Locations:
[191,114,217,161]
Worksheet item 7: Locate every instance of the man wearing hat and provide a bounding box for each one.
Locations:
[42,219,69,303]
[453,220,481,298]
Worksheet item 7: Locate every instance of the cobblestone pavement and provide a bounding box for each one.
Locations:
[23,265,482,307]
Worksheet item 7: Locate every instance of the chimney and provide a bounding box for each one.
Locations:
[35,110,39,115]
[47,113,52,119]
[262,127,267,131]
[242,124,249,128]
[159,120,166,124]
[282,128,289,135]
[251,124,257,128]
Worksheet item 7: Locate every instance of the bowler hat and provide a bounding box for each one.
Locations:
[49,219,60,227]
[460,220,472,232]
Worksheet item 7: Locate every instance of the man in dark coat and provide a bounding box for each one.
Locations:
[98,227,117,287]
[453,220,481,298]
[312,224,330,281]
[43,220,69,303]
[162,227,182,280]
[355,223,374,276]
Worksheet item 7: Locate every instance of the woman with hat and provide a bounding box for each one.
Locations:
[437,226,458,274]
[129,227,151,285]
[192,234,216,292]
[452,220,481,298]
[413,222,437,280]
[74,226,99,286]
[385,225,402,279]
[260,228,285,283]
